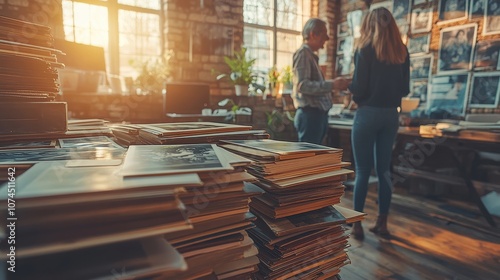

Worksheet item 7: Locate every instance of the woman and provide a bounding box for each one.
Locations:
[347,7,410,239]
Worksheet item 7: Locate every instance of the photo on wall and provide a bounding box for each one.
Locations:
[473,39,500,70]
[335,54,354,76]
[469,72,500,108]
[438,23,477,73]
[337,21,350,37]
[392,0,412,23]
[410,54,433,80]
[411,7,433,33]
[410,79,429,106]
[413,0,427,5]
[470,0,485,19]
[337,36,353,55]
[347,10,363,39]
[370,1,393,11]
[483,0,500,35]
[428,73,470,116]
[408,34,431,55]
[438,0,468,24]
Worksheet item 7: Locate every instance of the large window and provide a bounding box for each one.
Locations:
[62,0,162,77]
[243,0,310,72]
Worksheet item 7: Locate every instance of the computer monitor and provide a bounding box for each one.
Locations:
[163,82,211,115]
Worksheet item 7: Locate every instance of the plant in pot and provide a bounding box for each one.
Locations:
[216,47,257,96]
[133,51,173,94]
[268,65,281,97]
[280,65,293,94]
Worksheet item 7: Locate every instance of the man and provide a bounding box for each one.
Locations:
[292,18,349,144]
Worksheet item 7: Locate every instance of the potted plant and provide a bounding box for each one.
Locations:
[217,47,257,96]
[133,51,173,94]
[268,65,281,97]
[280,65,293,94]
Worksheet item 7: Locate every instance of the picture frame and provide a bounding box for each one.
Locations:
[473,39,500,70]
[410,79,429,105]
[411,7,433,33]
[335,54,354,77]
[413,0,427,5]
[438,0,468,24]
[337,21,350,37]
[347,10,363,39]
[370,1,393,11]
[392,0,412,24]
[428,73,471,117]
[437,23,477,74]
[469,71,500,108]
[469,0,486,19]
[337,36,353,55]
[410,54,433,80]
[483,0,500,35]
[408,34,431,55]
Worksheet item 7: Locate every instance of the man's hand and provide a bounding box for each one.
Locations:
[332,77,350,90]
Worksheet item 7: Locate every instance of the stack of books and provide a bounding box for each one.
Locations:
[219,139,365,279]
[120,144,261,279]
[110,122,269,146]
[0,160,197,279]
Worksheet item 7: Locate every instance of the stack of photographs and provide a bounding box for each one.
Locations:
[218,139,365,279]
[110,122,269,146]
[121,144,261,279]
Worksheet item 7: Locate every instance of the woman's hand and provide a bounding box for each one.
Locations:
[332,77,350,90]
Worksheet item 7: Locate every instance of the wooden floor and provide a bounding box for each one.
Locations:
[337,186,500,280]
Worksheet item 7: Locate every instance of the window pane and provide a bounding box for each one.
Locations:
[244,26,273,72]
[62,1,108,47]
[277,0,310,31]
[276,32,302,69]
[119,10,161,77]
[118,0,161,10]
[244,0,273,26]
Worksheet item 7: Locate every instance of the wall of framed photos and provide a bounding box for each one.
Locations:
[335,0,500,117]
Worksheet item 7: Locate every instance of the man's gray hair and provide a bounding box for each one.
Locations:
[302,18,327,40]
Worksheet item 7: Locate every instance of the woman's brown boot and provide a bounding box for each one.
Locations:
[369,214,390,238]
[351,221,364,240]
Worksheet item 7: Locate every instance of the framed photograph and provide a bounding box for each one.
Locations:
[337,36,353,55]
[428,73,471,116]
[473,39,500,70]
[469,72,500,108]
[411,7,433,33]
[470,0,486,19]
[392,0,412,23]
[335,54,354,77]
[410,79,429,105]
[483,0,500,35]
[438,23,477,73]
[337,21,350,37]
[438,0,468,24]
[413,0,427,5]
[347,10,363,39]
[58,136,124,150]
[408,34,431,55]
[410,54,433,80]
[370,1,393,11]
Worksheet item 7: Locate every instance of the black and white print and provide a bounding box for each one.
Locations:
[337,21,350,37]
[408,34,431,55]
[411,7,433,33]
[428,73,470,116]
[410,55,433,80]
[438,24,477,73]
[470,0,486,18]
[336,54,354,76]
[438,0,468,24]
[410,79,429,105]
[473,39,500,70]
[347,10,363,38]
[469,72,500,108]
[393,0,412,23]
[483,0,500,35]
[337,36,354,55]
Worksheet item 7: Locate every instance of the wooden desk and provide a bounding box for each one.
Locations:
[328,122,500,227]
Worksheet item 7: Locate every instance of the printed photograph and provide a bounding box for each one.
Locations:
[337,21,350,37]
[473,39,500,69]
[469,72,500,108]
[438,0,468,24]
[121,144,233,177]
[413,0,427,5]
[410,79,429,105]
[392,0,411,23]
[370,1,393,11]
[484,0,500,35]
[470,0,486,18]
[0,148,125,163]
[410,54,433,80]
[336,54,354,77]
[438,24,477,73]
[428,73,470,116]
[337,36,353,55]
[411,7,433,33]
[0,140,56,150]
[408,34,430,55]
[58,136,124,150]
[223,139,339,155]
[347,10,363,38]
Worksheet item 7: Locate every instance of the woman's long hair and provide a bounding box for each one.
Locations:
[355,7,407,64]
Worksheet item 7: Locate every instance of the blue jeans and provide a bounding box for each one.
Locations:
[351,106,399,215]
[294,107,328,145]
